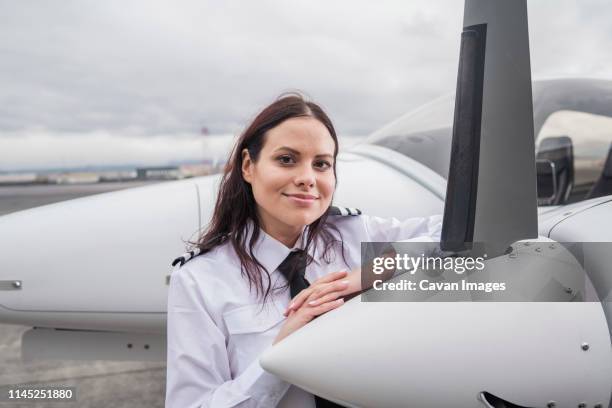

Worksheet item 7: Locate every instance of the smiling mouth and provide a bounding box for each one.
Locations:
[282,193,319,200]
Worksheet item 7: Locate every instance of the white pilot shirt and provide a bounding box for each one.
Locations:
[165,211,442,408]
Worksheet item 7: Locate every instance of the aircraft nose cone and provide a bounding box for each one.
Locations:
[260,297,612,407]
[260,300,364,406]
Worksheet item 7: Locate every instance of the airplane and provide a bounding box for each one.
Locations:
[261,0,612,406]
[0,0,611,406]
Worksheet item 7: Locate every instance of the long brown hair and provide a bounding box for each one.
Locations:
[195,93,346,303]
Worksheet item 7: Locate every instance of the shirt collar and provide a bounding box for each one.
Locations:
[245,220,320,275]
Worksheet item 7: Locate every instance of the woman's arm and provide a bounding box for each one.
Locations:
[274,271,352,343]
[282,255,398,316]
[280,267,366,318]
[281,215,442,320]
[364,213,443,243]
[166,268,289,408]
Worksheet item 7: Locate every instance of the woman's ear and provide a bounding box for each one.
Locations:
[241,149,253,183]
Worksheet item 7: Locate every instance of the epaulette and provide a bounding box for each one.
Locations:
[328,206,362,216]
[172,248,202,267]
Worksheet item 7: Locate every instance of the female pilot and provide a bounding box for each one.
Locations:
[165,94,441,408]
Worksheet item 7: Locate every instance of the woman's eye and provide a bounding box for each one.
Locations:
[314,160,332,170]
[277,155,295,165]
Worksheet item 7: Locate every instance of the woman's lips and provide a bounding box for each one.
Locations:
[282,193,319,206]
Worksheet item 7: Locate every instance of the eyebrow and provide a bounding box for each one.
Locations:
[273,146,334,159]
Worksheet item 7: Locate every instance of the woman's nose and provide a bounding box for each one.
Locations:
[294,164,315,187]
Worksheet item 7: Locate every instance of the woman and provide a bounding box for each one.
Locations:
[165,94,441,408]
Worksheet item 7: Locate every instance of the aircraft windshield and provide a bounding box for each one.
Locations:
[365,94,455,178]
[365,83,612,205]
[367,94,454,143]
[537,110,612,203]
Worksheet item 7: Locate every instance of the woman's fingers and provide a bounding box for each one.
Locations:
[283,271,349,316]
[284,279,349,315]
[310,298,344,317]
[306,290,344,307]
[305,280,349,305]
[275,273,350,344]
[289,287,348,321]
[283,288,314,316]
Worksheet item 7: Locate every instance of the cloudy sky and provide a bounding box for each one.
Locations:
[1,0,611,171]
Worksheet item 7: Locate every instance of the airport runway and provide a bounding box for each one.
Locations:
[0,182,166,407]
[0,182,158,216]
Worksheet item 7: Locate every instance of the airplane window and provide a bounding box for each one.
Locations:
[366,94,455,178]
[537,110,612,203]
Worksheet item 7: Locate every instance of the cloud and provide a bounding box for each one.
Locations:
[0,129,235,171]
[0,0,464,138]
[528,0,612,79]
[0,0,611,170]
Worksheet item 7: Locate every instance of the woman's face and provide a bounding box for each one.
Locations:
[242,116,336,244]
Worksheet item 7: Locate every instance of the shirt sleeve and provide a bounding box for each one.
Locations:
[165,267,290,408]
[362,213,443,243]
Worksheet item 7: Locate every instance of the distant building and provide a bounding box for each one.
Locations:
[0,173,40,185]
[51,172,100,184]
[136,166,182,180]
[179,163,215,178]
[99,170,138,182]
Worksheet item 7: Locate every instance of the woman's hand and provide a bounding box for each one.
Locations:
[273,295,345,345]
[272,270,363,345]
[283,269,362,317]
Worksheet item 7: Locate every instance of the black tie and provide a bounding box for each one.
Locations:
[277,250,311,298]
[277,250,346,408]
